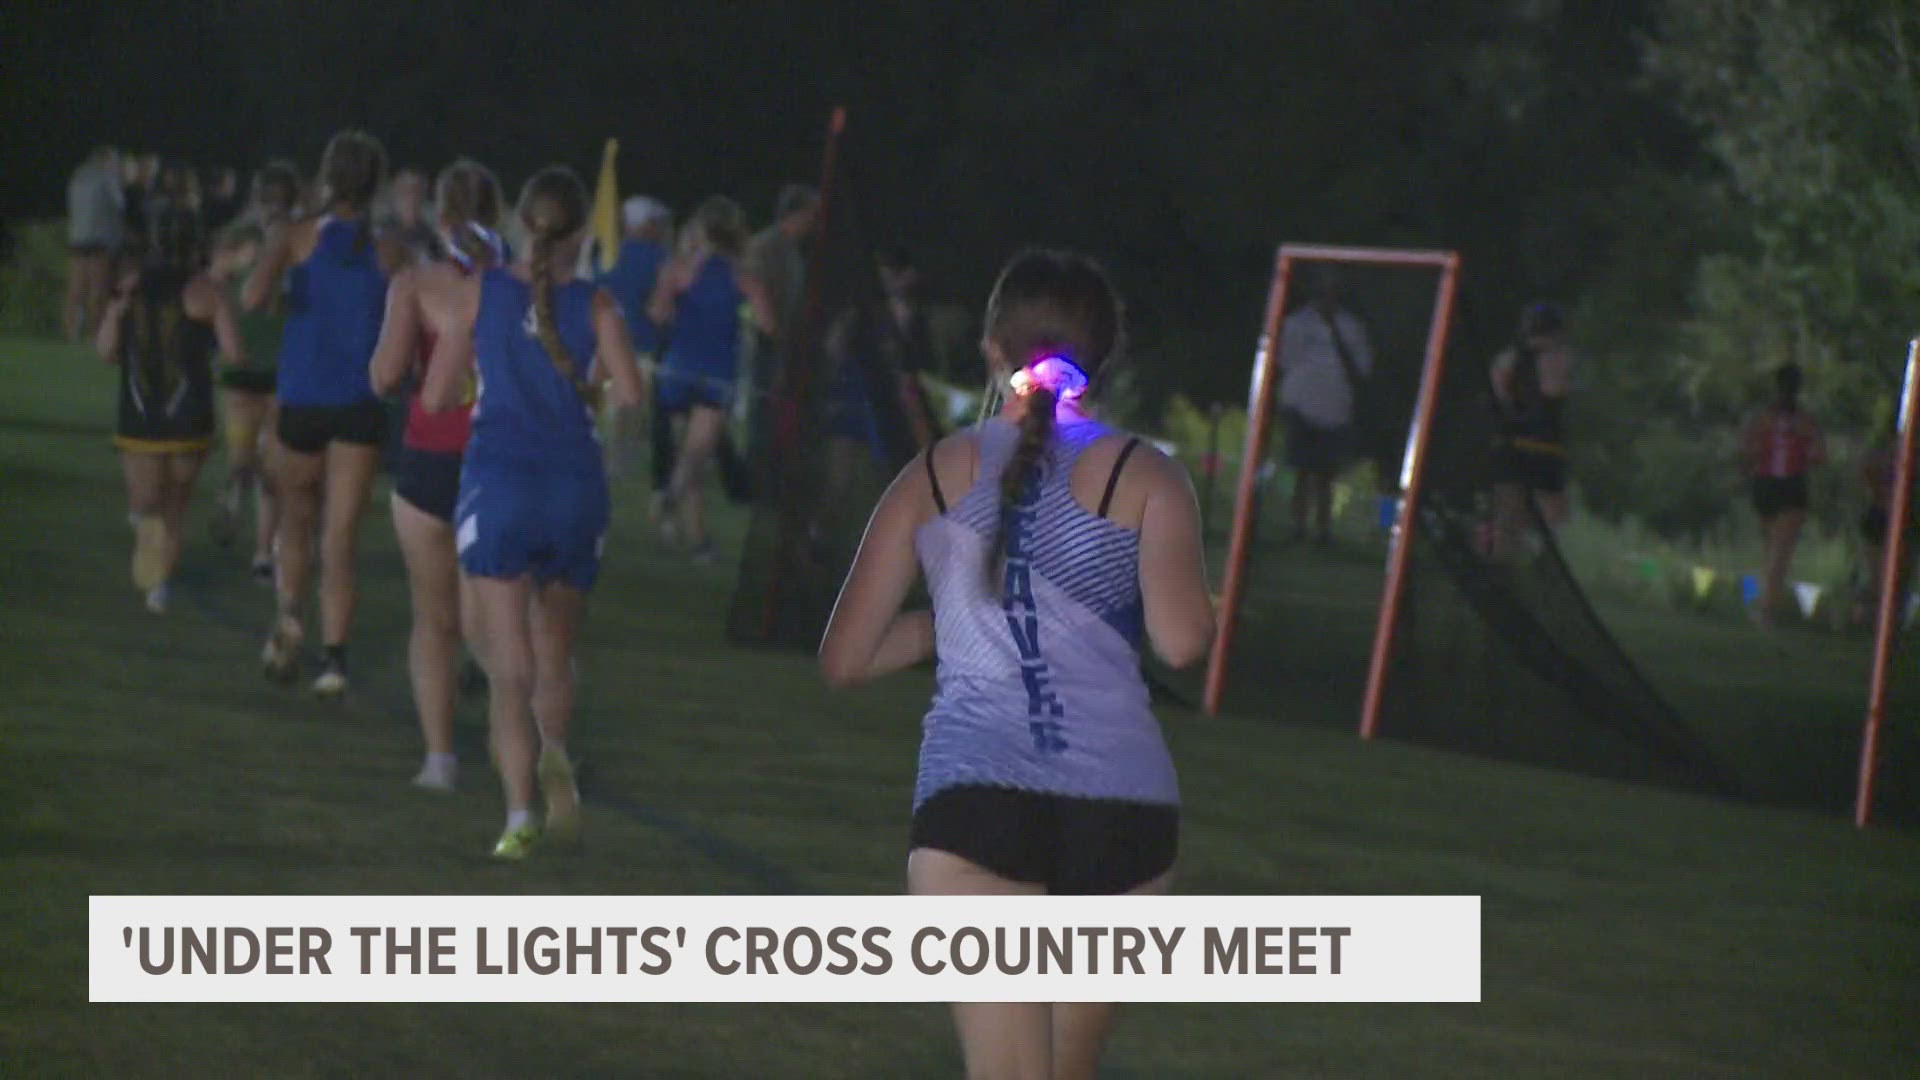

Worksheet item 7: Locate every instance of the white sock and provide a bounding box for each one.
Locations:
[506,809,537,833]
[415,752,456,786]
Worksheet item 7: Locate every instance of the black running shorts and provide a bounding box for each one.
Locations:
[277,400,387,455]
[910,784,1178,895]
[1750,475,1809,521]
[393,447,463,523]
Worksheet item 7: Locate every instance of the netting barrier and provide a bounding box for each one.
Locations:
[1201,244,1738,797]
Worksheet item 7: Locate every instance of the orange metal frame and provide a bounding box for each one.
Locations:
[1202,244,1462,724]
[1855,339,1920,827]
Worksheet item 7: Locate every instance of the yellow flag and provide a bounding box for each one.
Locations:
[1331,481,1352,520]
[589,138,620,275]
[1691,566,1716,600]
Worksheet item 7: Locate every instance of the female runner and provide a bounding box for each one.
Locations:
[370,159,507,791]
[1742,363,1826,626]
[100,200,241,613]
[647,196,775,561]
[212,161,300,583]
[820,249,1215,1079]
[422,166,644,858]
[245,131,398,693]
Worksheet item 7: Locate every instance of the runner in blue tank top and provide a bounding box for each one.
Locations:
[820,249,1215,1079]
[596,196,670,479]
[422,165,644,861]
[243,130,401,695]
[648,195,776,561]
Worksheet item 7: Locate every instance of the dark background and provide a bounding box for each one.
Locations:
[0,0,1688,408]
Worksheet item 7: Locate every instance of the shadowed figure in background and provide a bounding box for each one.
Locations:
[208,160,301,584]
[1742,363,1825,627]
[64,146,125,342]
[648,196,778,563]
[816,245,944,528]
[1489,301,1576,557]
[597,194,671,479]
[1277,268,1372,545]
[821,248,1215,1080]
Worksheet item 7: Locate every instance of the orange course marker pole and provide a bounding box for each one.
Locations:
[1856,339,1920,827]
[1358,254,1462,739]
[1203,249,1295,715]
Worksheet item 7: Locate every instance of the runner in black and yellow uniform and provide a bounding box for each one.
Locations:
[98,198,242,613]
[1489,302,1576,556]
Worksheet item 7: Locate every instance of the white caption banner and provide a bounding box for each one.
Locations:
[90,895,1480,1003]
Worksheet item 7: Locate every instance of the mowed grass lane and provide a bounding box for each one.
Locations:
[0,335,1915,1077]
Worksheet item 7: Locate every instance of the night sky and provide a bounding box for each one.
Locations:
[2,0,1681,404]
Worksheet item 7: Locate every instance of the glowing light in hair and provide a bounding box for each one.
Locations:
[1008,354,1089,400]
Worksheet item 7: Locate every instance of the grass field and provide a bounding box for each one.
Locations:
[2,334,1917,1077]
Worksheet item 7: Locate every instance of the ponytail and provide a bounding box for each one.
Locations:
[515,166,590,392]
[986,384,1057,583]
[528,227,580,388]
[126,269,188,411]
[435,159,504,269]
[977,249,1122,589]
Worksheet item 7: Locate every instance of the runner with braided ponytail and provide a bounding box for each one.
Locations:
[821,248,1215,1080]
[370,158,507,792]
[421,165,645,859]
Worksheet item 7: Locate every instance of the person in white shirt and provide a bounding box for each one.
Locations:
[1277,270,1373,544]
[64,146,125,341]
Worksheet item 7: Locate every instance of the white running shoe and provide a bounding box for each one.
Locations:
[411,759,457,793]
[311,660,347,697]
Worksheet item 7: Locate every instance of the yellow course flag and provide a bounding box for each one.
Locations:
[1691,566,1716,600]
[589,138,620,275]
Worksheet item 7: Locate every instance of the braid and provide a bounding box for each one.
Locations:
[975,248,1124,588]
[985,385,1056,584]
[513,168,590,398]
[527,229,579,387]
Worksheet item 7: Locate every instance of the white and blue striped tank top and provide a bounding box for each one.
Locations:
[912,417,1178,810]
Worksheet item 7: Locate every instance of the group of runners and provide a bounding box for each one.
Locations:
[86,131,829,858]
[81,123,1225,1075]
[72,124,1911,1078]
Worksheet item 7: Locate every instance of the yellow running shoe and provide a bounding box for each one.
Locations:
[491,822,542,860]
[538,745,581,846]
[132,516,168,591]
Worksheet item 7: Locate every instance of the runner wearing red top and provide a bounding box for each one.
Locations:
[369,159,506,791]
[1742,363,1825,626]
